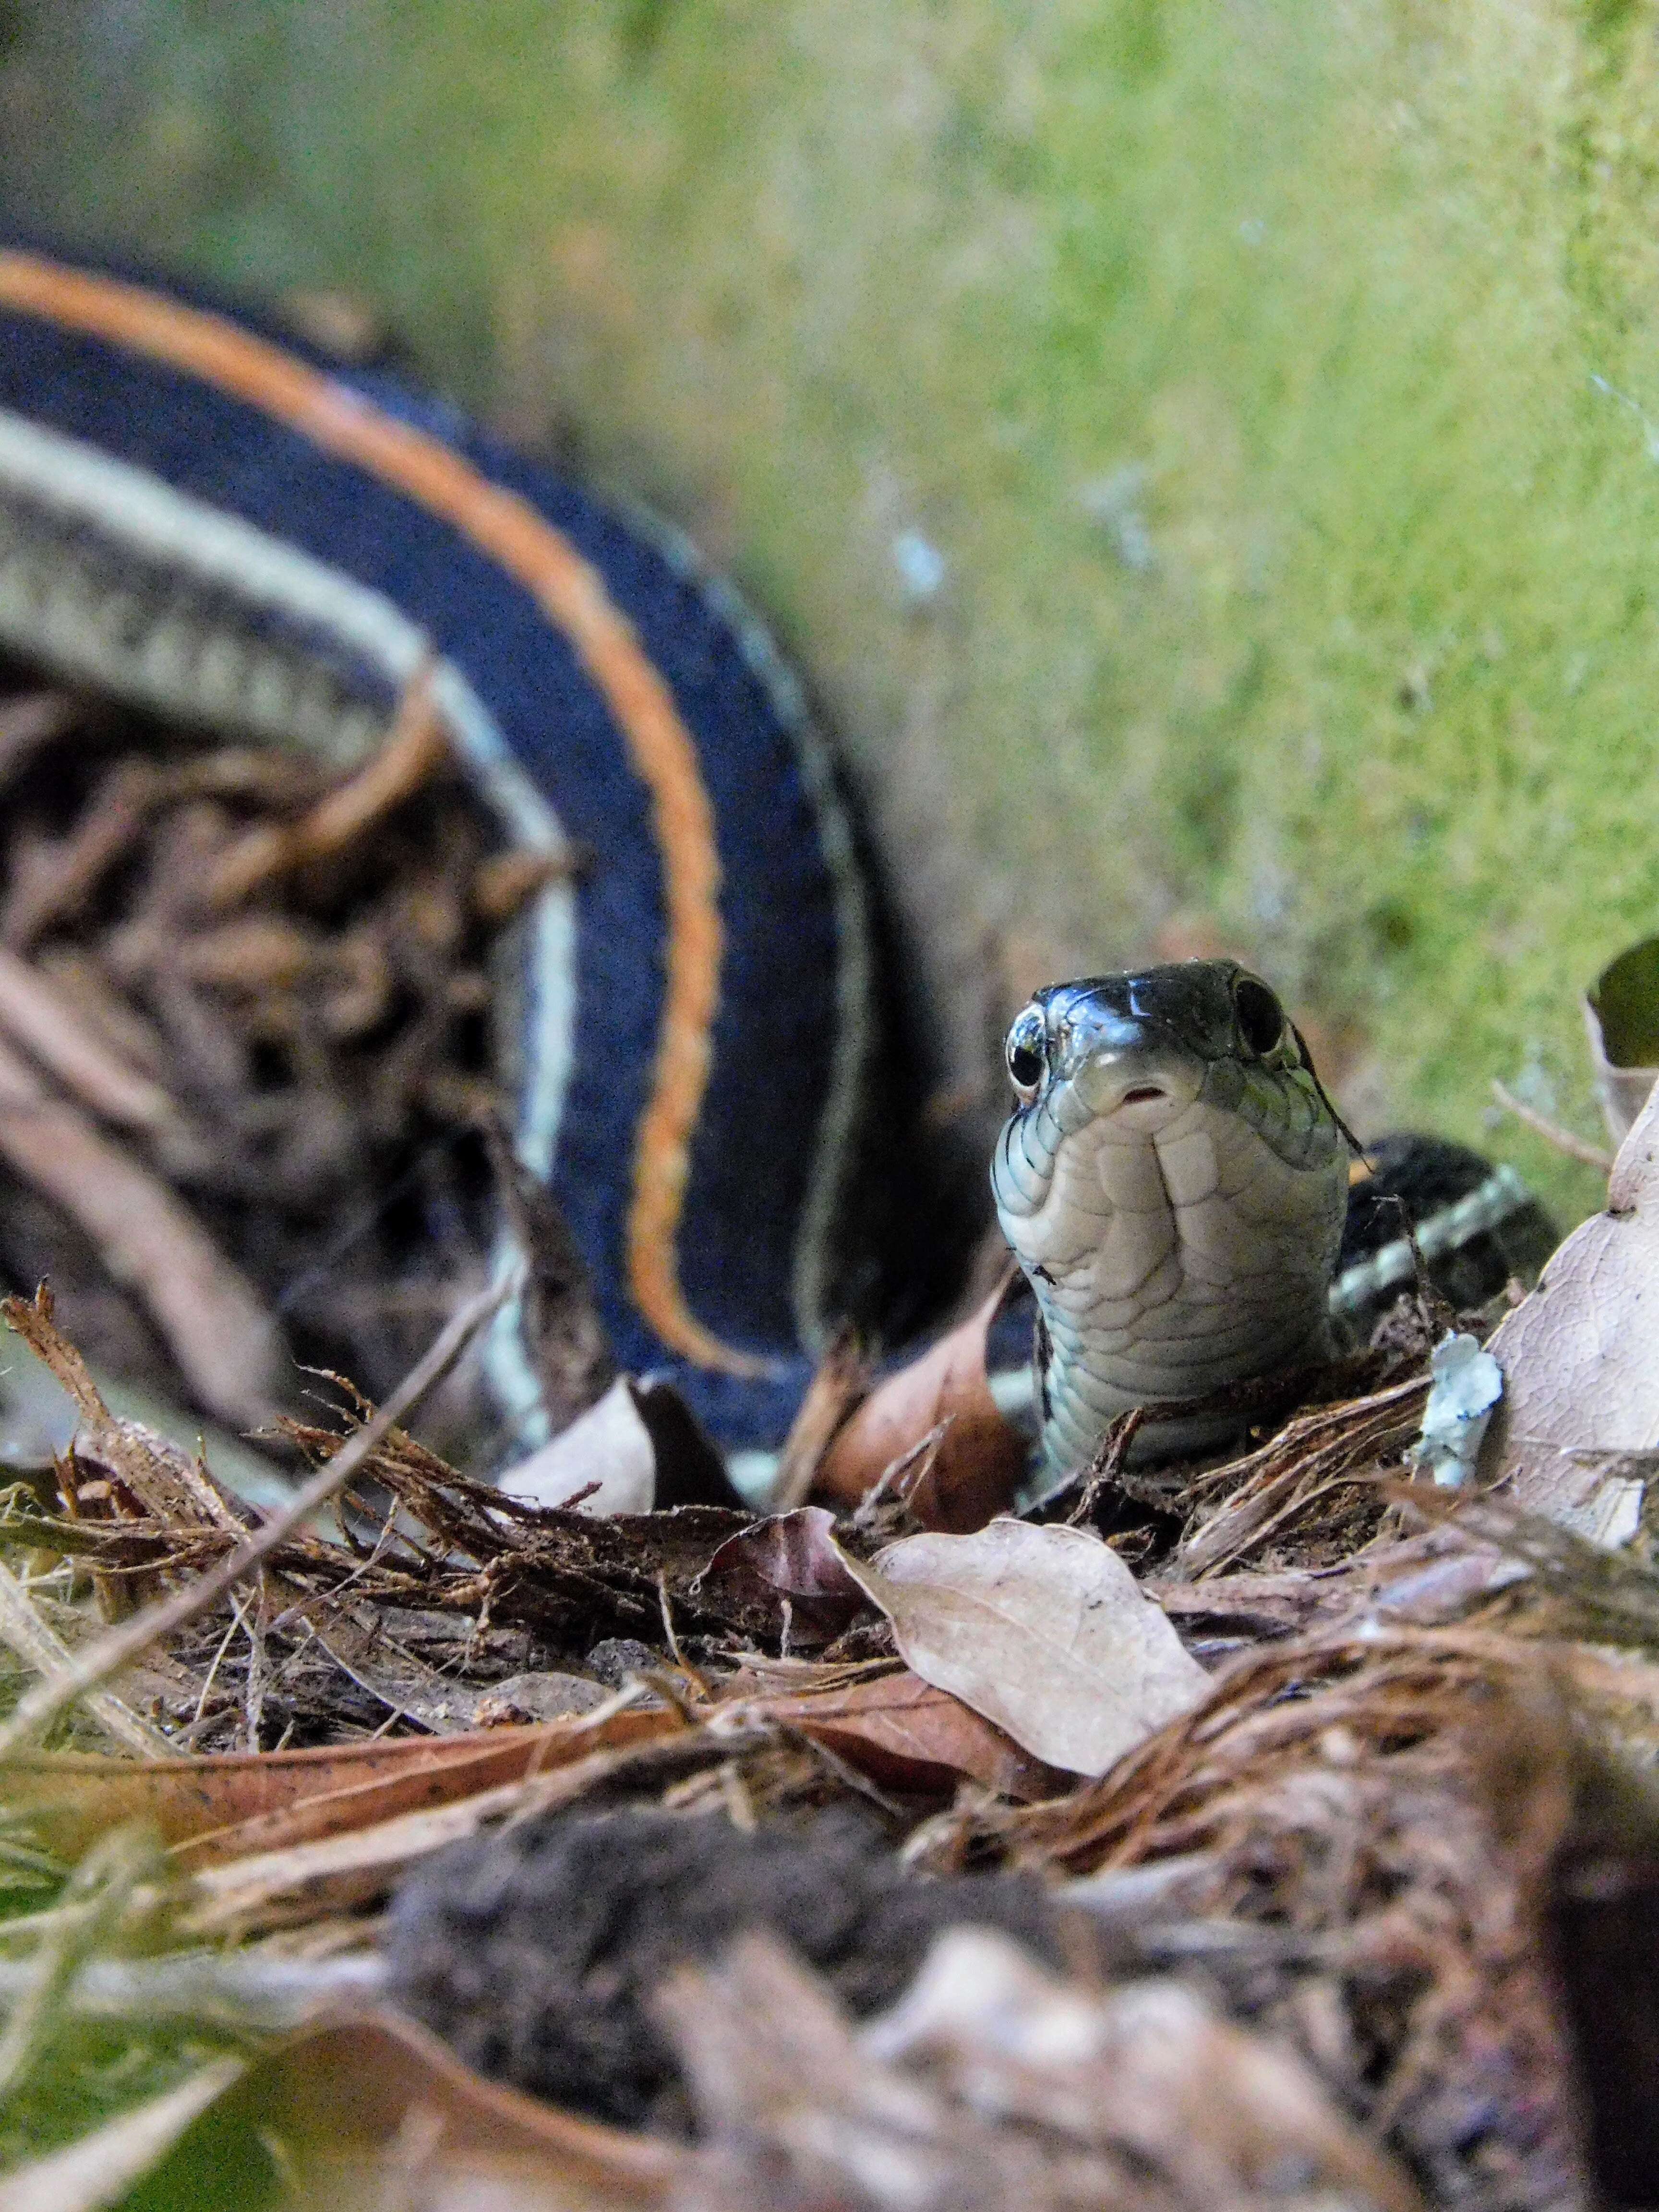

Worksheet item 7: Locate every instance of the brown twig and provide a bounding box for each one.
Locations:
[0,1036,282,1427]
[0,691,78,792]
[2,760,161,949]
[1063,1407,1147,1527]
[0,1269,516,1759]
[204,665,449,909]
[1488,1079,1613,1171]
[0,944,177,1131]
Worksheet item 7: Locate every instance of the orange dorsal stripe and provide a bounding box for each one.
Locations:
[0,249,767,1378]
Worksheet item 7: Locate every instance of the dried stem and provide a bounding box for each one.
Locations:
[0,1269,515,1759]
[204,664,448,909]
[1489,1079,1613,1171]
[0,1036,281,1428]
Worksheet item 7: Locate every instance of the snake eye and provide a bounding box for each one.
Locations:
[1005,1007,1046,1096]
[1232,976,1286,1057]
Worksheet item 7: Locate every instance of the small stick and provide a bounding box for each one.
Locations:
[1063,1407,1147,1527]
[2,760,160,950]
[0,1269,516,1759]
[0,692,77,793]
[205,665,449,909]
[0,1036,282,1429]
[0,945,177,1131]
[1489,1080,1613,1171]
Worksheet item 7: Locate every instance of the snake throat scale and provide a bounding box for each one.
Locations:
[0,242,1557,1495]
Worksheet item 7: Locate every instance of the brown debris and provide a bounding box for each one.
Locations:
[1,1300,1658,2211]
[815,1272,1025,1531]
[0,648,557,1434]
[202,663,451,909]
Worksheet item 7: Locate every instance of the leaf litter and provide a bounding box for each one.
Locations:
[0,696,1657,2203]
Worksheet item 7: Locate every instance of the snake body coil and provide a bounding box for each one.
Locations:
[0,240,887,1457]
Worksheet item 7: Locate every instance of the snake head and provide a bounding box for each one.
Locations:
[1002,962,1303,1122]
[994,962,1332,1217]
[991,960,1351,1491]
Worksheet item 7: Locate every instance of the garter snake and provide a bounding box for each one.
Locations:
[0,242,1560,1486]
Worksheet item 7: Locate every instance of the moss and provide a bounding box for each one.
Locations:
[7,0,1656,1226]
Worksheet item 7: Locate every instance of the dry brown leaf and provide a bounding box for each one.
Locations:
[260,2010,677,2204]
[750,1666,1066,1801]
[766,1330,870,1510]
[814,1275,1024,1530]
[692,1505,867,1646]
[39,2011,677,2212]
[831,1519,1208,1777]
[1479,1079,1659,1529]
[498,1375,656,1514]
[0,1707,674,1864]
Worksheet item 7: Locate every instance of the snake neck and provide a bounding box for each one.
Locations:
[997,1088,1348,1497]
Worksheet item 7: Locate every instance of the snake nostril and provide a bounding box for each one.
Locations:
[1121,1084,1166,1105]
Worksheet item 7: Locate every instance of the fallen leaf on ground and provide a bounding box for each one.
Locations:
[830,1518,1208,1776]
[497,1375,658,1514]
[692,1506,867,1646]
[47,2010,677,2212]
[748,1665,1066,1800]
[0,1706,674,1864]
[765,1331,870,1509]
[814,1275,1025,1530]
[1479,1080,1659,1531]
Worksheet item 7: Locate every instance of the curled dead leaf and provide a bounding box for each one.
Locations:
[814,1276,1025,1530]
[498,1376,658,1515]
[1479,1080,1659,1532]
[692,1506,867,1646]
[750,1665,1067,1801]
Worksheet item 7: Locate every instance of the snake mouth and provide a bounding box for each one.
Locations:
[1070,1039,1205,1126]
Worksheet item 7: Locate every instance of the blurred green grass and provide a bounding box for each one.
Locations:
[8,0,1659,1225]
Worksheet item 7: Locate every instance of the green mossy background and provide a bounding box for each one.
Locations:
[6,0,1659,1226]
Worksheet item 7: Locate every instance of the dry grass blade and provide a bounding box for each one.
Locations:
[0,1824,159,2101]
[0,1560,171,1758]
[181,1722,737,1934]
[1489,1079,1614,1171]
[1175,1371,1429,1576]
[0,2055,248,2212]
[0,1270,513,1759]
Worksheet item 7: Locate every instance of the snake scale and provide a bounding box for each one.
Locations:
[0,241,1559,1492]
